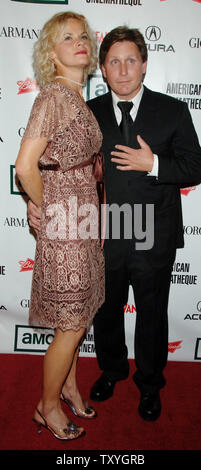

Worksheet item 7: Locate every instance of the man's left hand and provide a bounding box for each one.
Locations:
[111,135,154,172]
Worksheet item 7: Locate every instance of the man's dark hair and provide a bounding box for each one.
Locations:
[99,26,148,66]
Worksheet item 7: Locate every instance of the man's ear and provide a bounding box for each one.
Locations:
[142,60,147,76]
[100,64,106,79]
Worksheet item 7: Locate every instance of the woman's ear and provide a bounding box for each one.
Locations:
[49,51,56,62]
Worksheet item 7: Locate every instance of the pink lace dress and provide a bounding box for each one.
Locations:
[23,82,105,331]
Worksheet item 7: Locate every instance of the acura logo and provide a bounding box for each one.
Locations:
[197,301,201,312]
[145,26,161,41]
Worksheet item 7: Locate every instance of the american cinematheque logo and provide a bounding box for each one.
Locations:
[11,1,69,4]
[160,0,201,3]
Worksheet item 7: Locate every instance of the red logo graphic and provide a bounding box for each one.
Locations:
[19,258,34,272]
[168,340,183,353]
[180,186,196,196]
[17,78,39,94]
[96,31,108,44]
[124,304,137,314]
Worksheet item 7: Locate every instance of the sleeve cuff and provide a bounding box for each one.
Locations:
[147,154,158,177]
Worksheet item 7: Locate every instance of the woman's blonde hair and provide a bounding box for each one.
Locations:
[33,11,98,87]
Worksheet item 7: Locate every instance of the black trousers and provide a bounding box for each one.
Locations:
[93,239,176,393]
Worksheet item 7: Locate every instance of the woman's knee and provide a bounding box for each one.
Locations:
[56,327,85,348]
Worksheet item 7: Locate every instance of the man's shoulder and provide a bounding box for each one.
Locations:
[145,86,186,110]
[87,92,110,109]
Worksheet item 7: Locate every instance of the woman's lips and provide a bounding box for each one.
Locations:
[75,50,87,55]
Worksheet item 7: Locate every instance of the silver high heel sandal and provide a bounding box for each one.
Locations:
[60,393,97,419]
[33,407,85,440]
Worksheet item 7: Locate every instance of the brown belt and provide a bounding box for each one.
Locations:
[70,152,105,184]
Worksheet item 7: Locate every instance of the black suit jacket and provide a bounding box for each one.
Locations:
[87,86,201,256]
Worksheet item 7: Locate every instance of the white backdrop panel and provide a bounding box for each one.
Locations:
[0,0,201,362]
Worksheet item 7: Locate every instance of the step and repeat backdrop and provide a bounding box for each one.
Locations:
[0,0,201,361]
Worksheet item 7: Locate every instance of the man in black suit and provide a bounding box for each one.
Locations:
[28,27,201,422]
[87,27,201,421]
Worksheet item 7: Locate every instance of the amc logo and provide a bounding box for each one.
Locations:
[194,338,201,360]
[14,325,95,355]
[14,325,55,353]
[10,165,25,195]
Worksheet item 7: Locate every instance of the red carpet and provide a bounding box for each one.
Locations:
[0,354,201,463]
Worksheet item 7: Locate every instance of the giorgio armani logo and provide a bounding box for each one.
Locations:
[183,225,201,236]
[189,38,201,48]
[0,27,40,39]
[4,217,29,228]
[21,299,30,308]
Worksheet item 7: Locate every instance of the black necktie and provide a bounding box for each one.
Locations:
[117,101,133,146]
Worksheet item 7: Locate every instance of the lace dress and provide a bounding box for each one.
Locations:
[22,82,105,331]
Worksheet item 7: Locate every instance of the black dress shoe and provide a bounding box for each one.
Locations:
[90,374,117,402]
[138,391,161,422]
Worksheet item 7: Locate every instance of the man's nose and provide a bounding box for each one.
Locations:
[120,62,128,75]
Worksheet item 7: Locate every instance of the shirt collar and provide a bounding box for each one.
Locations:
[111,84,144,112]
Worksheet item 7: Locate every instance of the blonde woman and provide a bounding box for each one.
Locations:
[15,11,105,441]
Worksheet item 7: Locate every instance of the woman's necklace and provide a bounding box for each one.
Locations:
[55,76,85,87]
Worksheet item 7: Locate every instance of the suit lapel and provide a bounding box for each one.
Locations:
[102,87,157,148]
[96,87,157,152]
[136,86,153,122]
[133,86,157,143]
[98,92,124,145]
